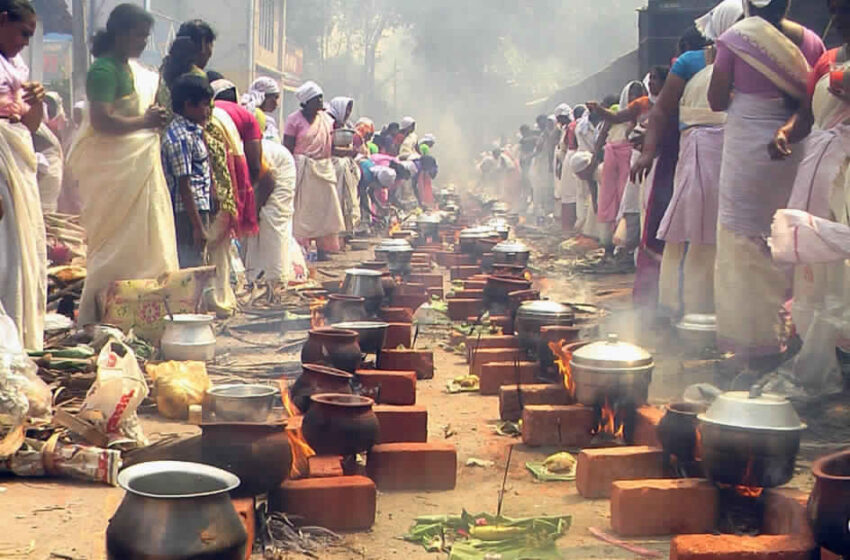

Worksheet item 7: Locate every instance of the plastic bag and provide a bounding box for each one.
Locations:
[0,307,52,426]
[792,298,845,395]
[80,339,149,446]
[612,217,628,248]
[146,361,210,420]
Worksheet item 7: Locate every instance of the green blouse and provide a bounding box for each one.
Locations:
[87,55,135,103]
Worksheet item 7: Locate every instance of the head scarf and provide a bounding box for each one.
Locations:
[643,73,658,104]
[420,133,436,146]
[695,0,745,41]
[375,166,397,187]
[241,76,281,113]
[295,80,323,105]
[570,151,594,174]
[327,96,354,124]
[355,117,375,138]
[400,116,415,130]
[554,103,572,118]
[619,80,647,109]
[211,79,237,99]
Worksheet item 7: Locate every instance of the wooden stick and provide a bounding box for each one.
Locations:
[588,527,663,558]
[496,443,514,516]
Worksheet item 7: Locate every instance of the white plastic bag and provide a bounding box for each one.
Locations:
[0,306,52,425]
[80,339,149,446]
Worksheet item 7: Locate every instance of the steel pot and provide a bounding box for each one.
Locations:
[106,461,247,560]
[341,268,385,315]
[676,313,717,352]
[809,450,850,557]
[207,383,277,423]
[416,214,442,241]
[332,321,389,355]
[301,393,380,456]
[492,202,509,216]
[486,217,511,240]
[332,127,356,147]
[697,391,805,488]
[325,294,368,324]
[161,314,216,362]
[374,238,411,262]
[514,300,575,359]
[384,245,414,275]
[657,402,707,477]
[570,334,654,406]
[458,226,495,255]
[289,363,353,412]
[484,275,533,313]
[301,327,362,373]
[493,240,530,267]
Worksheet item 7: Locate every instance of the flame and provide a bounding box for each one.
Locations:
[389,219,402,235]
[593,397,625,439]
[309,296,327,329]
[548,340,575,399]
[694,427,702,461]
[734,455,763,498]
[522,270,533,282]
[282,390,316,479]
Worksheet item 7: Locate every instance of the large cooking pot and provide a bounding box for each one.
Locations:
[486,218,511,240]
[341,268,385,315]
[484,275,533,313]
[301,327,362,373]
[416,213,442,241]
[302,393,380,456]
[207,383,277,423]
[289,363,354,412]
[325,294,368,324]
[106,461,247,560]
[697,391,805,488]
[374,238,411,262]
[570,334,654,406]
[809,450,850,557]
[493,240,530,268]
[676,313,717,353]
[384,245,413,275]
[514,300,575,359]
[458,226,495,255]
[657,401,707,477]
[332,321,389,355]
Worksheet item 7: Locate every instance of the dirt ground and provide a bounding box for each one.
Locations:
[0,234,844,560]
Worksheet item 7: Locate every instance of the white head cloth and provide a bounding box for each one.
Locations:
[211,79,237,98]
[295,81,323,105]
[327,96,354,124]
[375,166,397,187]
[400,116,415,129]
[696,0,745,41]
[619,81,646,110]
[420,133,436,145]
[554,103,572,118]
[570,151,594,174]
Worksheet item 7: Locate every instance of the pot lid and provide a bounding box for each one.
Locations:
[165,313,214,324]
[516,300,573,318]
[417,213,442,224]
[345,268,383,277]
[676,313,717,332]
[492,202,509,212]
[493,240,529,253]
[698,391,807,431]
[570,334,653,369]
[332,321,390,331]
[377,238,412,249]
[118,461,241,498]
[459,226,495,239]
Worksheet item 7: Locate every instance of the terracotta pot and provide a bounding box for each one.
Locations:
[325,294,368,324]
[380,273,397,306]
[358,261,389,271]
[200,422,292,496]
[485,276,532,309]
[301,328,362,373]
[809,450,850,557]
[656,402,706,477]
[289,363,354,413]
[302,393,380,456]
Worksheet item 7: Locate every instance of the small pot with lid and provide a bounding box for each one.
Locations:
[486,217,511,240]
[514,300,575,359]
[676,313,717,353]
[458,226,495,255]
[493,240,530,268]
[698,390,806,488]
[570,334,654,406]
[416,213,442,242]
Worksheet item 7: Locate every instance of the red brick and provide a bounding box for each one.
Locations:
[763,488,813,538]
[443,253,475,267]
[822,549,842,560]
[308,455,344,478]
[406,272,443,289]
[469,347,525,377]
[232,497,255,560]
[427,287,444,300]
[271,476,376,531]
[478,361,539,395]
[378,349,434,380]
[521,405,594,447]
[447,298,484,321]
[411,264,432,274]
[411,253,432,265]
[575,446,665,498]
[462,280,487,290]
[367,442,457,490]
[433,250,451,266]
[499,383,571,421]
[453,288,485,298]
[450,266,480,280]
[380,307,413,323]
[374,405,428,443]
[488,315,514,334]
[384,322,412,349]
[397,282,427,296]
[466,334,520,362]
[670,535,816,560]
[391,293,428,312]
[632,405,664,447]
[355,369,416,405]
[610,478,717,536]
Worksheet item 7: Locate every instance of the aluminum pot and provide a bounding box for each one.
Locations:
[384,245,413,275]
[484,275,533,312]
[341,268,385,315]
[207,384,277,423]
[698,391,805,488]
[106,461,247,560]
[161,314,216,362]
[325,294,368,324]
[458,226,495,255]
[332,321,389,355]
[514,300,575,359]
[374,238,411,262]
[301,393,380,456]
[809,450,850,557]
[332,127,356,147]
[676,314,717,352]
[486,218,511,240]
[570,334,654,406]
[416,213,442,240]
[493,240,530,268]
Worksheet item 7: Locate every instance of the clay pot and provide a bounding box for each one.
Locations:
[200,422,292,496]
[325,294,368,324]
[380,273,397,306]
[288,363,354,413]
[380,307,413,323]
[809,450,850,557]
[301,328,362,374]
[302,393,380,456]
[484,275,532,314]
[656,402,706,477]
[358,261,389,271]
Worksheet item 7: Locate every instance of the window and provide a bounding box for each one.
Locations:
[259,0,276,52]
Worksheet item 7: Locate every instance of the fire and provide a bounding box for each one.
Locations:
[522,270,533,282]
[735,455,763,498]
[547,339,575,399]
[309,296,327,329]
[694,427,702,461]
[389,219,402,236]
[281,390,316,479]
[593,397,625,439]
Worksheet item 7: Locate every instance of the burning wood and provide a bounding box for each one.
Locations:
[593,397,625,440]
[735,456,764,498]
[547,340,576,399]
[282,391,316,479]
[389,219,402,236]
[309,297,327,329]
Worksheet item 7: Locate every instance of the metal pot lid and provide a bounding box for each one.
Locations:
[345,268,383,277]
[698,391,807,431]
[676,313,717,332]
[165,313,214,324]
[493,241,529,254]
[570,334,653,369]
[492,202,509,212]
[516,300,573,318]
[417,213,442,224]
[331,321,390,331]
[377,238,412,249]
[459,226,495,239]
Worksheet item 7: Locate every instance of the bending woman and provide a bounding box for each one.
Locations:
[69,3,173,326]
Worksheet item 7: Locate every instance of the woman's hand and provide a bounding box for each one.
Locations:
[21,82,45,106]
[768,129,792,160]
[143,105,168,129]
[630,151,654,183]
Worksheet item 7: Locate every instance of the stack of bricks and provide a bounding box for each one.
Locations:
[520,403,663,448]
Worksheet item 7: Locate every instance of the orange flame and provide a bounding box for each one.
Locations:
[309,296,327,329]
[522,270,533,282]
[593,397,625,439]
[735,455,763,498]
[548,340,575,399]
[389,219,402,236]
[694,427,703,461]
[281,390,316,479]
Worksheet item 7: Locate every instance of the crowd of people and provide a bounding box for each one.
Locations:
[0,1,440,351]
[481,0,850,382]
